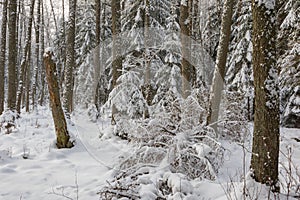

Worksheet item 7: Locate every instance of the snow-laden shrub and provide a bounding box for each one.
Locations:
[167,127,223,180]
[102,119,223,198]
[99,167,201,200]
[0,110,18,134]
[99,167,151,200]
[107,64,147,120]
[220,90,250,142]
[119,146,167,170]
[101,86,224,199]
[87,104,99,122]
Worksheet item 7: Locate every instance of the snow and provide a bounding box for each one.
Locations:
[255,0,275,10]
[0,107,130,200]
[1,108,300,199]
[43,47,54,58]
[181,0,188,6]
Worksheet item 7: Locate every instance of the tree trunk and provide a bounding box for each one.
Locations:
[39,0,46,106]
[111,0,122,124]
[0,0,8,115]
[206,0,234,130]
[94,0,101,110]
[32,0,41,111]
[44,50,73,149]
[180,0,193,99]
[7,0,18,112]
[250,0,280,191]
[63,0,77,117]
[16,0,35,114]
[25,55,31,112]
[143,0,151,118]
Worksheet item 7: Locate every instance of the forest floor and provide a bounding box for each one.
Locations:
[0,107,299,200]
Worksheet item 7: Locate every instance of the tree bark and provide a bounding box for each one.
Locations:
[250,0,280,191]
[32,0,41,111]
[94,0,101,110]
[44,50,73,149]
[39,0,46,106]
[143,0,151,118]
[206,0,234,130]
[7,0,18,112]
[111,0,122,124]
[16,0,35,114]
[63,0,77,117]
[0,0,8,115]
[180,0,194,99]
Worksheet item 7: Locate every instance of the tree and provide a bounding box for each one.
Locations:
[39,0,46,106]
[202,0,222,62]
[63,0,77,117]
[93,0,101,110]
[7,0,18,113]
[278,0,300,128]
[226,0,254,121]
[32,0,42,111]
[250,0,280,191]
[0,0,8,115]
[111,0,122,124]
[44,49,73,148]
[16,0,35,114]
[180,0,193,99]
[207,0,234,129]
[74,1,96,107]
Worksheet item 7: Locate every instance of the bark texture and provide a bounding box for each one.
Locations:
[94,0,101,110]
[63,0,77,117]
[7,0,18,111]
[111,0,122,124]
[250,0,280,191]
[16,0,35,113]
[32,0,41,110]
[180,0,192,99]
[207,0,234,129]
[0,0,8,115]
[44,50,73,149]
[39,0,46,106]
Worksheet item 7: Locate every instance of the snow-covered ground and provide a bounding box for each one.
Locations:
[0,108,299,200]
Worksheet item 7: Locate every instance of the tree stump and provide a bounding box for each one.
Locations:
[44,49,73,148]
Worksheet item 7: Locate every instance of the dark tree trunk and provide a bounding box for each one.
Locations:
[39,0,46,106]
[111,0,122,124]
[44,50,73,149]
[0,0,8,115]
[180,0,192,99]
[94,0,101,110]
[250,0,280,191]
[63,0,77,117]
[7,0,18,112]
[32,0,42,111]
